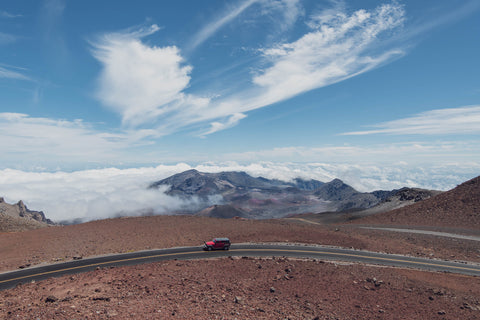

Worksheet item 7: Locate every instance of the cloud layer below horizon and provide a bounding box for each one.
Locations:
[1,162,477,223]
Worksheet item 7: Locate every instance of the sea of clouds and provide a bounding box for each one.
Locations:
[0,162,478,223]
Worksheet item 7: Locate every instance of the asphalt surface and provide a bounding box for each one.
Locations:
[1,243,479,291]
[360,227,480,242]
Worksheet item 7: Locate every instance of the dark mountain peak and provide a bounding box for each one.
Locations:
[320,179,356,193]
[329,178,347,187]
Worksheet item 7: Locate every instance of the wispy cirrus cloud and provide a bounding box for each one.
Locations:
[247,2,405,109]
[259,0,303,32]
[0,64,30,80]
[187,0,259,52]
[194,2,406,134]
[342,105,480,136]
[0,32,17,45]
[92,2,406,137]
[0,10,22,19]
[187,0,303,52]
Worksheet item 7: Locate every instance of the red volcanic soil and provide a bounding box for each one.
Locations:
[1,257,480,320]
[1,177,480,319]
[1,214,480,275]
[353,176,480,230]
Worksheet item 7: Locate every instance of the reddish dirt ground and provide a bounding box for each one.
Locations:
[1,215,479,274]
[1,214,479,319]
[352,176,480,230]
[3,175,479,318]
[1,257,479,319]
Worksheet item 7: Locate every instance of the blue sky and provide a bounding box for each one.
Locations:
[1,0,480,199]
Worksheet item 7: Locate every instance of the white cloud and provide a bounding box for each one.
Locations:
[0,164,194,222]
[342,105,480,136]
[90,2,406,137]
[197,2,406,128]
[0,32,17,45]
[1,161,477,223]
[92,25,198,128]
[0,10,22,19]
[0,65,30,80]
[200,113,247,136]
[187,0,303,52]
[0,113,152,164]
[188,0,259,51]
[248,2,405,110]
[259,0,304,32]
[221,140,480,165]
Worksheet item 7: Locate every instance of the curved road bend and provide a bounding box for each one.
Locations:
[1,244,479,291]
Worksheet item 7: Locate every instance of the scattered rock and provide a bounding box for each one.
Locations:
[92,297,111,302]
[270,287,276,293]
[45,296,58,303]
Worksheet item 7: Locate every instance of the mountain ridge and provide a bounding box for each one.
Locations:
[150,170,439,219]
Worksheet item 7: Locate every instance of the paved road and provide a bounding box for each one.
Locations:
[1,244,479,290]
[360,227,480,242]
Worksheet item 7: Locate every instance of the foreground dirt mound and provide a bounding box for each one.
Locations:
[353,176,480,229]
[1,258,479,319]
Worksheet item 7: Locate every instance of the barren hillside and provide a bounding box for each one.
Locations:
[352,176,480,229]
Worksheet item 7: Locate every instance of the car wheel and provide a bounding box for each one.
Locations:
[224,246,229,250]
[207,246,212,251]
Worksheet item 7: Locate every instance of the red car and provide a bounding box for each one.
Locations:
[203,238,231,251]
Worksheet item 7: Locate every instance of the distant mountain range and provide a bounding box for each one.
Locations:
[149,170,438,219]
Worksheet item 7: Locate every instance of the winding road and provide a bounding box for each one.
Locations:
[1,243,479,290]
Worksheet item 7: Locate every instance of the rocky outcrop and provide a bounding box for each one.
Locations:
[0,197,54,232]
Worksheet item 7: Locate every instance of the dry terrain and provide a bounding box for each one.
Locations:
[0,214,479,319]
[1,257,479,320]
[1,215,480,274]
[0,175,479,318]
[351,176,480,229]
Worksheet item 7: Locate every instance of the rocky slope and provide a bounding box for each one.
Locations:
[354,175,480,229]
[0,197,53,232]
